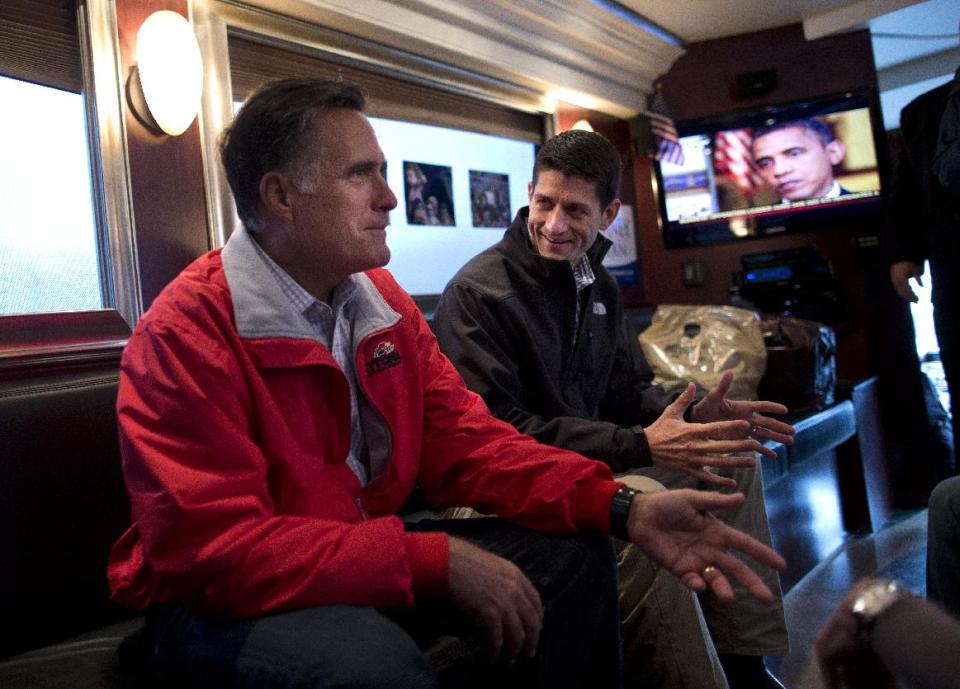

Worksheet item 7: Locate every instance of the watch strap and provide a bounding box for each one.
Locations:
[609,485,637,541]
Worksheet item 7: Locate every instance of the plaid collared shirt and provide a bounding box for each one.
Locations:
[251,239,372,485]
[572,253,596,341]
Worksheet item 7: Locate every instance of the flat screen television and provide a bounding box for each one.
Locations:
[655,89,885,249]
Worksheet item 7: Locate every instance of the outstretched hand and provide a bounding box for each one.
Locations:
[691,371,796,446]
[626,488,786,603]
[645,382,767,488]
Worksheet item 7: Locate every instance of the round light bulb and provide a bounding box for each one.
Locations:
[136,11,203,136]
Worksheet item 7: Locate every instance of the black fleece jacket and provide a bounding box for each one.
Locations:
[434,207,674,472]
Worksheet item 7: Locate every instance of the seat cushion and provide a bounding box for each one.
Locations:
[0,618,145,689]
[0,614,486,689]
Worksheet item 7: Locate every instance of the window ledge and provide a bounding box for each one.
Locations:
[0,310,130,374]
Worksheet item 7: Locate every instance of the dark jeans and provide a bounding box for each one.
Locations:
[135,518,620,689]
[927,475,960,618]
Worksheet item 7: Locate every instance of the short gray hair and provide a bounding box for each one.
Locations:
[219,78,366,231]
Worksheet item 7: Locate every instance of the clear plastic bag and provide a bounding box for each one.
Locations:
[638,305,767,401]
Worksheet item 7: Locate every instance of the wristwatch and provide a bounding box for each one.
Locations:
[609,485,638,541]
[849,580,910,638]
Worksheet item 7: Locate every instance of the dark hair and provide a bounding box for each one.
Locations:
[533,130,622,208]
[752,118,835,147]
[219,78,366,231]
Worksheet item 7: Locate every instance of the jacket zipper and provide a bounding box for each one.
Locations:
[353,323,397,486]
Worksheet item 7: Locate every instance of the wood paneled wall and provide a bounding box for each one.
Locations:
[628,25,890,380]
[116,0,210,310]
[617,24,938,503]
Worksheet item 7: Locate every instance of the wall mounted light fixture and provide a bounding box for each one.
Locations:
[571,119,594,132]
[126,10,203,136]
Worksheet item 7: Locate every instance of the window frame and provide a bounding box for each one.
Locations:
[193,0,552,251]
[0,1,140,372]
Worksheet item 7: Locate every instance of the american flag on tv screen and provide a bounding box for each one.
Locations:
[714,129,762,195]
[646,88,684,166]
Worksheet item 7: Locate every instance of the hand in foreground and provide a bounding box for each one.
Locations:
[889,260,922,303]
[447,536,543,665]
[690,371,796,446]
[645,383,770,488]
[814,578,898,689]
[627,488,786,603]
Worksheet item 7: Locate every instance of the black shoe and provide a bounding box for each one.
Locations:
[719,654,786,689]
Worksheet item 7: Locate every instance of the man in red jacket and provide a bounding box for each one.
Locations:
[108,77,784,689]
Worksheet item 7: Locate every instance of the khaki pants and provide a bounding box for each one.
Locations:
[616,541,728,688]
[625,460,788,658]
[617,475,728,689]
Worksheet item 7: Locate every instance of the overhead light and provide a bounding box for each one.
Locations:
[126,11,203,136]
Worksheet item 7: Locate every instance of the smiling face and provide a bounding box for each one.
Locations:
[258,108,398,300]
[751,125,846,201]
[526,169,620,264]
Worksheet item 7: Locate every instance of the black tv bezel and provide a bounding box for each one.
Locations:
[655,88,887,250]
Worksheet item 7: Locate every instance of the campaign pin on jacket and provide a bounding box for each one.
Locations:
[593,302,607,315]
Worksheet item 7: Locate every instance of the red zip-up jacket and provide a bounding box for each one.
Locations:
[107,228,619,618]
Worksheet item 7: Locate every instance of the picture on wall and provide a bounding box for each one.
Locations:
[600,204,640,286]
[469,170,512,228]
[403,161,455,226]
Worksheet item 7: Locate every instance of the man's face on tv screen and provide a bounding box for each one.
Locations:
[751,125,845,201]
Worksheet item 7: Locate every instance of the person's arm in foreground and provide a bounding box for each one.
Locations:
[816,578,960,689]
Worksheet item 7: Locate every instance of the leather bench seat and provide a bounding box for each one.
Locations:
[0,618,144,689]
[0,617,480,689]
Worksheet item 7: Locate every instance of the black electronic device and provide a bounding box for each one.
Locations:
[733,246,844,322]
[653,89,886,249]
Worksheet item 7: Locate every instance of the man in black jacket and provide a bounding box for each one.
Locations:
[887,67,960,625]
[434,130,794,689]
[888,68,960,473]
